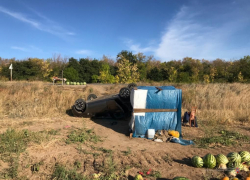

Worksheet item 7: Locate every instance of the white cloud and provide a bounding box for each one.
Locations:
[0,6,75,39]
[67,32,76,36]
[123,38,155,54]
[11,45,42,52]
[155,1,250,61]
[11,46,29,52]
[75,49,92,55]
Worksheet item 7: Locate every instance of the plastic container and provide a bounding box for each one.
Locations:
[147,129,155,139]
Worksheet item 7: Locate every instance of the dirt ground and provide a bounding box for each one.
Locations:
[1,115,249,180]
[0,83,250,180]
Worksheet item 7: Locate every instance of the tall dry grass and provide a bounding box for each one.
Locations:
[181,83,250,124]
[0,81,94,119]
[0,81,249,124]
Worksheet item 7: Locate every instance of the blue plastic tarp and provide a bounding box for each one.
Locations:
[130,86,182,135]
[130,86,194,145]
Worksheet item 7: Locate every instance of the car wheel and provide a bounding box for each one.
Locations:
[74,98,86,111]
[87,94,97,101]
[119,87,130,99]
[71,106,84,117]
[128,83,137,90]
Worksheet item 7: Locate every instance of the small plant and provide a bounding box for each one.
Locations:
[163,154,173,163]
[122,147,131,156]
[31,161,43,173]
[74,160,81,169]
[89,88,93,93]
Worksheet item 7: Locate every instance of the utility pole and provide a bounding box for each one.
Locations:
[9,64,13,81]
[62,70,64,86]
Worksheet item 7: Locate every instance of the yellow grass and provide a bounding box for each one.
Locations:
[0,81,249,124]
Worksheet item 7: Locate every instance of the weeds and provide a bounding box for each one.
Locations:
[74,160,81,169]
[122,147,131,156]
[194,129,249,148]
[31,161,44,173]
[0,128,56,179]
[66,128,101,144]
[162,154,173,164]
[90,145,112,154]
[51,163,87,180]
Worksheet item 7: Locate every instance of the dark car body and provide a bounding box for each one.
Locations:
[71,84,137,119]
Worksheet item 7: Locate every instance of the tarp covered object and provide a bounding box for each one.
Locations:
[130,85,188,139]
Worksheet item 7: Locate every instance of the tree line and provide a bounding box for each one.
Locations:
[0,51,250,83]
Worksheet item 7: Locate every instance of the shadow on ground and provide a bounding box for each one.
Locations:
[173,157,192,167]
[66,109,74,117]
[90,115,132,136]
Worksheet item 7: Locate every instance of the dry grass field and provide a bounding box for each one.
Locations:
[0,81,249,180]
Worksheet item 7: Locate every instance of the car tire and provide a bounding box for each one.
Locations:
[128,83,137,90]
[71,106,84,117]
[74,98,86,111]
[119,87,130,99]
[87,94,97,101]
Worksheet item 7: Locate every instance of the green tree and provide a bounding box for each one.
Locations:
[147,67,163,81]
[116,55,139,83]
[117,50,137,64]
[63,67,79,82]
[98,63,115,83]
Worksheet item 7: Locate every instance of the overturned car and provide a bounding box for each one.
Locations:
[71,83,137,119]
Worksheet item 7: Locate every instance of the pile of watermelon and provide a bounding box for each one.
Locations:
[191,151,250,176]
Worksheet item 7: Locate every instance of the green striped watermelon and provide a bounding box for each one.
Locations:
[239,151,250,162]
[227,152,241,163]
[227,161,234,169]
[227,161,243,171]
[234,161,244,170]
[203,154,216,169]
[191,156,203,168]
[216,154,229,165]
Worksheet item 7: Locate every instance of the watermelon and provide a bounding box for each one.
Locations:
[227,161,235,169]
[239,151,250,162]
[173,177,190,180]
[191,156,203,168]
[203,154,216,169]
[227,161,243,171]
[234,161,244,170]
[216,154,229,165]
[227,152,241,163]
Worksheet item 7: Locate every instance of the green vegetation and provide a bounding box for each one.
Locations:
[122,147,131,156]
[1,51,250,83]
[0,129,56,179]
[194,130,249,148]
[51,163,87,180]
[66,128,102,144]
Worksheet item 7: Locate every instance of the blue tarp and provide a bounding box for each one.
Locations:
[130,86,194,145]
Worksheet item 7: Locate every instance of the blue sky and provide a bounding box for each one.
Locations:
[0,0,250,61]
